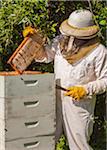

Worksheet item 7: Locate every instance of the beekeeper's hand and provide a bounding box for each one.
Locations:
[22,26,36,37]
[65,86,87,100]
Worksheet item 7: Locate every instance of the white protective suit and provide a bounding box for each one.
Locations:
[36,35,107,150]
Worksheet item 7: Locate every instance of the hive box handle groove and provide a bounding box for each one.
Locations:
[24,121,39,128]
[24,141,40,149]
[21,78,38,86]
[24,101,39,108]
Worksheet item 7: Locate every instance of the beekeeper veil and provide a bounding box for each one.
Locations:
[59,9,99,55]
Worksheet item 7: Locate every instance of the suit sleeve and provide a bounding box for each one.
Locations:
[34,36,60,63]
[83,45,107,95]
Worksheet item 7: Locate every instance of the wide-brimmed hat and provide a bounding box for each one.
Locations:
[60,10,99,38]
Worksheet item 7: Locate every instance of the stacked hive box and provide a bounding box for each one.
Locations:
[0,73,56,150]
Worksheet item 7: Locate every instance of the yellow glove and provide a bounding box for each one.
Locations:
[65,86,87,100]
[22,26,35,38]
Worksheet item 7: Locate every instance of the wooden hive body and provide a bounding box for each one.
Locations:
[0,72,56,150]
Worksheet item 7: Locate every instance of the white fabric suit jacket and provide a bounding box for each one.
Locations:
[36,36,107,150]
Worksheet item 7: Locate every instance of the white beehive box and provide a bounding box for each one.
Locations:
[0,72,56,150]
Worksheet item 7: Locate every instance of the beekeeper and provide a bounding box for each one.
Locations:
[23,10,107,150]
